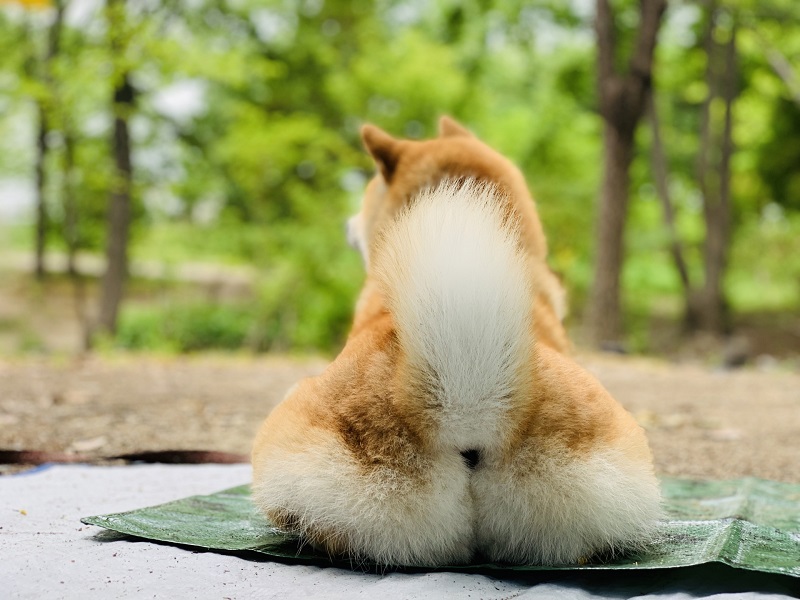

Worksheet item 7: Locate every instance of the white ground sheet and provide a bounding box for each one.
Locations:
[2,464,797,600]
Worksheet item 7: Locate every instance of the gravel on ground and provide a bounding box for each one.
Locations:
[0,353,798,482]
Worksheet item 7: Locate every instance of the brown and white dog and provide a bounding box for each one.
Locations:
[251,117,661,566]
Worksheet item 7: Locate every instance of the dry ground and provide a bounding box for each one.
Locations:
[0,353,798,481]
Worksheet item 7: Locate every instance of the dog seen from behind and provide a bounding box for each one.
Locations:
[251,117,662,566]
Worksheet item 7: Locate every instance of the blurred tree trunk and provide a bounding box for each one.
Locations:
[63,129,78,277]
[647,89,691,296]
[97,0,134,337]
[587,0,667,347]
[647,4,738,335]
[32,1,65,280]
[33,106,48,280]
[690,5,737,333]
[63,127,92,351]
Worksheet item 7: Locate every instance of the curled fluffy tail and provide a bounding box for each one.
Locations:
[374,180,535,450]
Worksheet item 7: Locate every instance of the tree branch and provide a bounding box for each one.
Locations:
[750,28,800,107]
[628,0,668,84]
[595,0,617,85]
[647,89,691,293]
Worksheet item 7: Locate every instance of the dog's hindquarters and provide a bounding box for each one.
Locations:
[252,178,661,567]
[251,365,477,566]
[375,180,662,564]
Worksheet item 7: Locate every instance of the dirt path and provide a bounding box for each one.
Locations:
[0,353,798,481]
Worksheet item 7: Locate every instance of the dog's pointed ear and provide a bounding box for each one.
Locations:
[438,116,474,138]
[361,124,401,182]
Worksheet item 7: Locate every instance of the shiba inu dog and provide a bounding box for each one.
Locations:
[251,117,661,566]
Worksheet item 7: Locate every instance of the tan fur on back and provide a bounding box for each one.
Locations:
[251,117,661,566]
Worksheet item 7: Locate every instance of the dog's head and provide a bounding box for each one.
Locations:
[348,116,536,267]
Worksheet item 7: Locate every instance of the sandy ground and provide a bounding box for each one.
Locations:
[0,352,798,482]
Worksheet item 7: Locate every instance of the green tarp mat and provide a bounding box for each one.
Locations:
[82,477,800,577]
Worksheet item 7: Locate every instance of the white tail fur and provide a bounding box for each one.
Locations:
[374,180,534,450]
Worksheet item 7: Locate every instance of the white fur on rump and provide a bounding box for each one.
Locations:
[251,423,476,566]
[374,180,535,450]
[472,446,663,564]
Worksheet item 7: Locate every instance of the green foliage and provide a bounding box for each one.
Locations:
[116,255,362,353]
[728,209,800,311]
[758,98,800,211]
[117,303,253,352]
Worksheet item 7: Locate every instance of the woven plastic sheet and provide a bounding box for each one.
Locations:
[82,477,800,576]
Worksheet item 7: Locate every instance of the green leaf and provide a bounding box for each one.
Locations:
[83,477,800,575]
